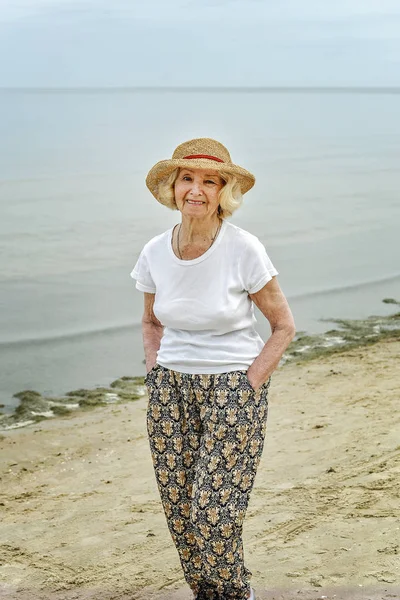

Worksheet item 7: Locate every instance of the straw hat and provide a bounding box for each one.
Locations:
[146,138,255,204]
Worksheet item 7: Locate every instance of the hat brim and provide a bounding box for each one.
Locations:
[146,158,255,204]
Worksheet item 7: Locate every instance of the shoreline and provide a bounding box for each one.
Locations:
[1,303,399,431]
[1,336,399,599]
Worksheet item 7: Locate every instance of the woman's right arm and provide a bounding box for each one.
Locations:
[142,292,164,373]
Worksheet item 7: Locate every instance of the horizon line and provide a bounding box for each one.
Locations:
[1,85,400,94]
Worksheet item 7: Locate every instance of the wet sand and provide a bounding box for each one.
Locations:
[0,338,399,600]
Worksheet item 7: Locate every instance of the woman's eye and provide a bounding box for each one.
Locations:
[182,176,192,181]
[205,180,216,185]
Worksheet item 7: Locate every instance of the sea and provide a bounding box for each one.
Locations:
[1,88,399,413]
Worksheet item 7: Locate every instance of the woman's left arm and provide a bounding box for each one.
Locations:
[246,277,296,390]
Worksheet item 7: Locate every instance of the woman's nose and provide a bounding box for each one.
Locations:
[189,180,203,195]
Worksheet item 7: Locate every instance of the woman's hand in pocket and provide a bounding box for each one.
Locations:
[144,363,159,384]
[246,365,269,392]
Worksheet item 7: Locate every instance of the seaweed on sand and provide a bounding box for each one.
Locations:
[285,303,400,364]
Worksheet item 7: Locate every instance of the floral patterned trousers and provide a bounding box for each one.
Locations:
[145,364,270,600]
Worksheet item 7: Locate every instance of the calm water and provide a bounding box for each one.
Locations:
[1,89,399,410]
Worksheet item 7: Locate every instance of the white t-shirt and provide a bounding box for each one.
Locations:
[131,220,278,374]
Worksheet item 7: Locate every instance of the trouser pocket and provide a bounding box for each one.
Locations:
[144,363,161,385]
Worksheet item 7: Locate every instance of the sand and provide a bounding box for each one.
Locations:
[0,339,399,600]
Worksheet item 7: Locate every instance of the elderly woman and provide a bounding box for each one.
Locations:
[131,138,295,600]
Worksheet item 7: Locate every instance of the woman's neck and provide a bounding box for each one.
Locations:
[179,215,222,242]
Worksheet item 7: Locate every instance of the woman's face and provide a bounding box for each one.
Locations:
[174,168,224,220]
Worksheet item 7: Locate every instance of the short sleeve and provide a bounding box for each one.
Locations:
[240,236,278,294]
[130,248,156,293]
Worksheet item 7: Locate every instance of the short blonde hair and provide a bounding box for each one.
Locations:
[157,168,243,218]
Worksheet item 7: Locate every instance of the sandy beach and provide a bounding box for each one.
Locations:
[1,338,399,600]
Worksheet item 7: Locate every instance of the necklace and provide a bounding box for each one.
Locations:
[177,220,222,260]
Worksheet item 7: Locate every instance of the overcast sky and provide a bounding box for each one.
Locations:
[0,0,400,87]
